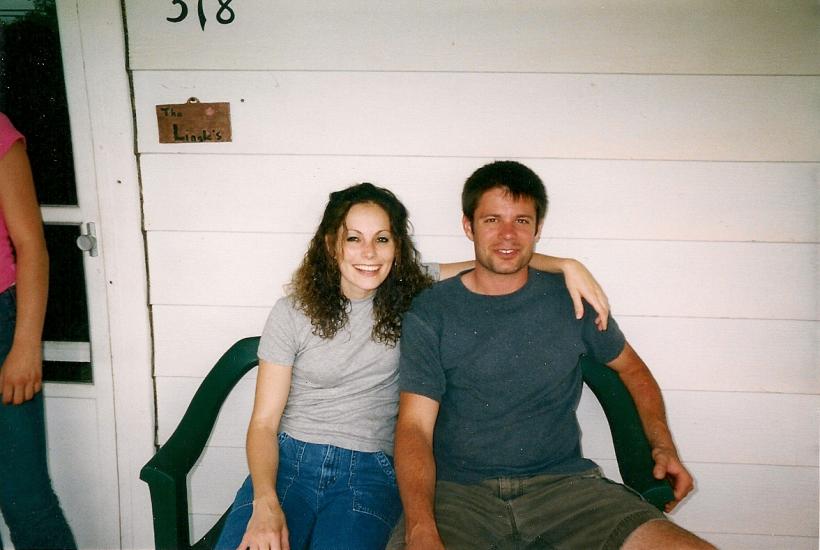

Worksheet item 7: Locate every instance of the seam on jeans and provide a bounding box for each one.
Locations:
[349,448,358,482]
[501,500,523,549]
[318,443,338,492]
[350,452,401,527]
[277,474,295,505]
[293,435,307,476]
[276,433,299,504]
[374,451,397,482]
[351,504,397,527]
[351,466,400,526]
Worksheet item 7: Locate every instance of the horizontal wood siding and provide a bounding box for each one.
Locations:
[125,1,820,74]
[127,2,819,547]
[148,232,816,319]
[142,155,818,242]
[133,72,820,162]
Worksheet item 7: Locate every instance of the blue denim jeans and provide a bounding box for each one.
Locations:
[0,287,76,549]
[216,432,402,550]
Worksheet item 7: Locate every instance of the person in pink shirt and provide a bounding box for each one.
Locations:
[0,113,75,549]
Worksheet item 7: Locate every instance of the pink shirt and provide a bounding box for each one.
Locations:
[0,113,25,293]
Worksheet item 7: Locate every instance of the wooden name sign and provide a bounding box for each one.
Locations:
[156,98,232,143]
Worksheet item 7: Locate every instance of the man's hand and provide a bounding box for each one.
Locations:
[236,495,290,550]
[561,259,610,331]
[0,344,43,405]
[406,523,445,550]
[651,447,694,512]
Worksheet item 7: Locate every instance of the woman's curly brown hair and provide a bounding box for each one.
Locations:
[289,183,433,346]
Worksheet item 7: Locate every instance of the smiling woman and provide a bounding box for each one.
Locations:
[289,183,432,347]
[337,203,398,300]
[214,182,433,550]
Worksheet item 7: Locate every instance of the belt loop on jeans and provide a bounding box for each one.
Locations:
[497,476,525,500]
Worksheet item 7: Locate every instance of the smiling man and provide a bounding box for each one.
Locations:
[387,161,714,550]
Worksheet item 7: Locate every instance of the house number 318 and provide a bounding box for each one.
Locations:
[167,0,235,31]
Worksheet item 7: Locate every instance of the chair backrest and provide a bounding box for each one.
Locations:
[140,337,261,549]
[580,354,674,509]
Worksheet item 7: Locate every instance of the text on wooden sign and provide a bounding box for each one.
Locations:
[156,99,232,143]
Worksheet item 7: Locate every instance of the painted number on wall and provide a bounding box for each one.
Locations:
[167,0,235,31]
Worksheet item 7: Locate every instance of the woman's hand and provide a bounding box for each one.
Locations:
[0,343,43,405]
[236,494,290,550]
[560,258,610,330]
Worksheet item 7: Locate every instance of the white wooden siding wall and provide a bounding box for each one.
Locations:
[125,2,819,548]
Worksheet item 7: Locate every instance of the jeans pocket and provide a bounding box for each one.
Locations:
[350,451,402,527]
[277,432,306,464]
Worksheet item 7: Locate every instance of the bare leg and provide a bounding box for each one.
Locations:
[622,519,716,550]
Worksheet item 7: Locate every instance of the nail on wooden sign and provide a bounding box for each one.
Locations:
[156,98,232,143]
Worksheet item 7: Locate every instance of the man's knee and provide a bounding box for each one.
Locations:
[622,518,715,550]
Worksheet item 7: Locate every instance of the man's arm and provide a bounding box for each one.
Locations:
[394,392,445,550]
[606,342,693,512]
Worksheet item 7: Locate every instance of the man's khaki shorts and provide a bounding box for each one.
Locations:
[387,468,665,550]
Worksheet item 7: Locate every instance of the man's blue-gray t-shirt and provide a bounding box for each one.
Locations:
[399,268,626,484]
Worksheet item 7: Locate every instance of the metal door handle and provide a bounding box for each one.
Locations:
[76,222,98,257]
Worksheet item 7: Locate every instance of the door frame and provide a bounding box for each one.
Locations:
[57,1,154,547]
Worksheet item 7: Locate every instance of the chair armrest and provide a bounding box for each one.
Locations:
[140,336,261,549]
[579,354,674,511]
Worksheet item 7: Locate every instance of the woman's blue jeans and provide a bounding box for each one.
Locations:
[0,287,76,549]
[216,432,402,550]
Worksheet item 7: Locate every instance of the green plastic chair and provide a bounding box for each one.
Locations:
[140,337,261,550]
[578,354,675,510]
[140,338,673,549]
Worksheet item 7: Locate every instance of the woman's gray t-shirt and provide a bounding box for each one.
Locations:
[257,263,440,455]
